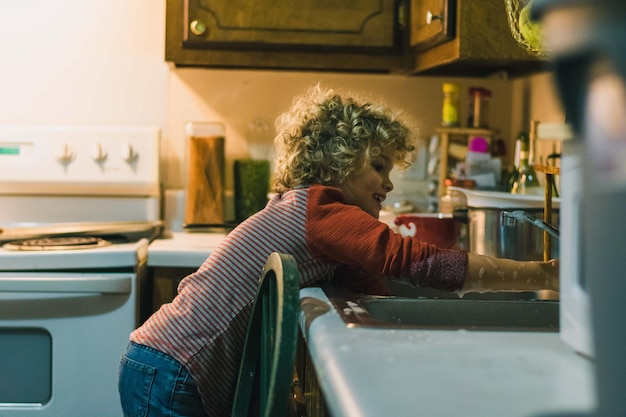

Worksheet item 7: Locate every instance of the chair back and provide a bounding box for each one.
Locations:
[231,252,300,417]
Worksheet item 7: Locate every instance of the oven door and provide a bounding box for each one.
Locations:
[0,272,136,417]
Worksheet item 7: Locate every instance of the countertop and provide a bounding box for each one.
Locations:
[299,287,596,417]
[147,231,226,267]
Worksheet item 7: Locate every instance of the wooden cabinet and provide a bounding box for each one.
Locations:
[409,0,546,77]
[410,0,455,50]
[165,0,546,77]
[165,0,408,72]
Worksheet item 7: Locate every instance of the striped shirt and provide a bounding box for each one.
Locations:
[130,185,467,416]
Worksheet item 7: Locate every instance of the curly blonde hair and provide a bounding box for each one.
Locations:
[272,85,417,193]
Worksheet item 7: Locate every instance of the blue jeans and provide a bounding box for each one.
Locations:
[118,342,208,417]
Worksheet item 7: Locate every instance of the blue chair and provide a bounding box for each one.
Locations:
[231,252,300,417]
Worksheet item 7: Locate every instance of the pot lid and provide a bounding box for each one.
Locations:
[448,187,560,209]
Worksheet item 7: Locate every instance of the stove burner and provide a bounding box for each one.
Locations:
[2,236,112,251]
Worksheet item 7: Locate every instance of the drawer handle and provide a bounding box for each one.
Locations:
[0,275,132,294]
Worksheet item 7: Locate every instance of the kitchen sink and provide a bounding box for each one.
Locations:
[324,284,559,332]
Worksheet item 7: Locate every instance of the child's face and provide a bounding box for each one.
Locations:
[337,151,394,219]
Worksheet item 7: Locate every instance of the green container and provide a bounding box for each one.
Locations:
[234,159,271,221]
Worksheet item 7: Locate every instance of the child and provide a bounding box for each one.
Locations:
[118,85,559,417]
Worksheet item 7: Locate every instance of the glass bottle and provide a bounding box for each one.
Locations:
[511,131,542,195]
[508,135,521,191]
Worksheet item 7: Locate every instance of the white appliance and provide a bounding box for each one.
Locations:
[0,126,161,417]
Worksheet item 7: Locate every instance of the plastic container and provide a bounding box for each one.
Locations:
[442,83,460,127]
[465,137,493,183]
[468,87,492,128]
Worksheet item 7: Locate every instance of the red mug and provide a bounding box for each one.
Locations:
[394,213,460,249]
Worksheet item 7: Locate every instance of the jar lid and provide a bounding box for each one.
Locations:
[444,178,477,189]
[469,87,492,97]
[443,83,460,93]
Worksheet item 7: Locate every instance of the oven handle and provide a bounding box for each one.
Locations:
[0,275,131,294]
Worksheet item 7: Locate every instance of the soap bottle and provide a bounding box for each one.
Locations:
[442,83,460,127]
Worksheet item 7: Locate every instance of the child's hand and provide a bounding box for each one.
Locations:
[536,259,560,292]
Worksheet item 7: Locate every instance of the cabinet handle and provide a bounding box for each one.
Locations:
[190,19,207,36]
[426,10,444,25]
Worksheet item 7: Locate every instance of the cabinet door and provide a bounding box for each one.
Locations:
[411,0,455,50]
[409,0,546,77]
[185,0,396,50]
[167,0,408,72]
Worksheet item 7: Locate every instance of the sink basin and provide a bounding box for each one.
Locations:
[325,287,559,332]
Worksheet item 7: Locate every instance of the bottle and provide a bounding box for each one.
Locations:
[467,87,492,128]
[510,131,542,195]
[442,83,460,127]
[508,135,521,191]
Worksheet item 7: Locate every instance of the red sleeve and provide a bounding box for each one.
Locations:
[306,185,467,292]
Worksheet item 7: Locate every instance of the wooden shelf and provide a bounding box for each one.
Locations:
[435,127,494,197]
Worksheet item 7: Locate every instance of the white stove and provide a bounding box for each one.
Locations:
[0,238,149,271]
[0,126,160,417]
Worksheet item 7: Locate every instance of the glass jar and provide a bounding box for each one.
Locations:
[439,178,476,214]
[440,178,475,251]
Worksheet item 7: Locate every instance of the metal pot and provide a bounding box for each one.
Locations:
[449,188,560,261]
[463,207,559,261]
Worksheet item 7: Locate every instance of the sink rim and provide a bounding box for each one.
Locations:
[324,287,560,332]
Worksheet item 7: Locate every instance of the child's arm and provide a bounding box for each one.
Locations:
[462,253,559,295]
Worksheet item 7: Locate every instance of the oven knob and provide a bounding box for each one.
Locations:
[57,143,76,164]
[123,143,138,163]
[92,143,108,163]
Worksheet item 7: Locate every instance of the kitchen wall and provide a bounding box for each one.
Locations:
[511,71,566,162]
[0,1,564,218]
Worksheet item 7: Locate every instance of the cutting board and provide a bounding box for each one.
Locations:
[184,135,225,226]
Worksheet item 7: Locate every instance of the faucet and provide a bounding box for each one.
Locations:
[501,210,560,240]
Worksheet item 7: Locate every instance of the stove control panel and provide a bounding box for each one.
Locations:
[0,126,160,196]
